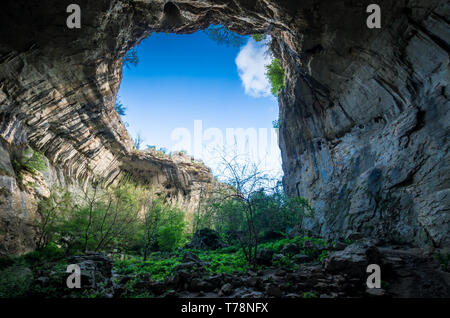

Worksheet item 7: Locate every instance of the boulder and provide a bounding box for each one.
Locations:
[190,278,215,292]
[266,283,282,297]
[345,232,364,241]
[294,254,313,263]
[185,229,225,250]
[68,252,113,291]
[281,243,300,255]
[256,248,274,266]
[332,242,348,251]
[219,283,234,296]
[324,243,380,277]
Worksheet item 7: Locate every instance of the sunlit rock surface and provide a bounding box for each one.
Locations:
[0,0,448,255]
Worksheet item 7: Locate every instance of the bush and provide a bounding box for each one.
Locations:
[252,34,267,42]
[157,207,187,251]
[0,266,34,298]
[266,58,285,96]
[13,148,47,175]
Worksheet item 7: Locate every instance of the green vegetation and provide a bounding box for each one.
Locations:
[266,58,285,96]
[0,149,322,298]
[303,291,318,298]
[33,181,189,257]
[0,232,333,298]
[272,119,280,129]
[12,148,47,176]
[252,34,267,42]
[204,25,247,48]
[123,48,139,69]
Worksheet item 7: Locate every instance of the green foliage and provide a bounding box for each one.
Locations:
[157,206,187,251]
[37,182,146,254]
[303,291,319,298]
[138,199,188,258]
[0,266,33,298]
[206,186,314,249]
[196,249,248,274]
[115,97,127,116]
[272,254,295,268]
[123,49,139,69]
[0,245,69,298]
[272,119,280,129]
[252,34,267,42]
[114,256,181,281]
[266,58,285,96]
[13,149,47,175]
[204,25,247,48]
[36,188,73,249]
[258,236,329,266]
[27,151,47,172]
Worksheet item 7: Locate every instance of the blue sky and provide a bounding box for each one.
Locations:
[118,30,281,177]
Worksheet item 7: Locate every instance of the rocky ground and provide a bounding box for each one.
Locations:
[24,238,448,299]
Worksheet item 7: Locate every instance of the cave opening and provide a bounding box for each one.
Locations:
[117,26,283,180]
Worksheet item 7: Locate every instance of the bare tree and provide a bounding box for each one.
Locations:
[213,152,276,268]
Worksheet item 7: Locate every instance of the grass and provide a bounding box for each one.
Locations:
[0,236,334,298]
[114,256,181,281]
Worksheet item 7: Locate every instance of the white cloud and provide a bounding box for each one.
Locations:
[235,38,273,98]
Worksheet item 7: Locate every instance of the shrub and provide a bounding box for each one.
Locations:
[303,291,318,298]
[13,148,47,175]
[157,207,187,251]
[252,34,267,42]
[266,58,285,96]
[0,266,33,298]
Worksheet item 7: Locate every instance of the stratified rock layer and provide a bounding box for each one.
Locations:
[0,0,448,255]
[276,0,449,247]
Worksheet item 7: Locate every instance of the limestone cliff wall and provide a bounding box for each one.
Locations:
[0,0,448,255]
[276,0,449,247]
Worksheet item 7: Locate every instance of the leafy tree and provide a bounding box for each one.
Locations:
[123,49,139,69]
[140,199,165,260]
[204,25,247,48]
[157,206,186,251]
[199,150,313,267]
[266,58,285,96]
[35,188,73,249]
[44,182,143,254]
[139,198,187,255]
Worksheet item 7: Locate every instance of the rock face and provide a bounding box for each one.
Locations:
[276,0,450,247]
[185,228,226,250]
[0,0,448,255]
